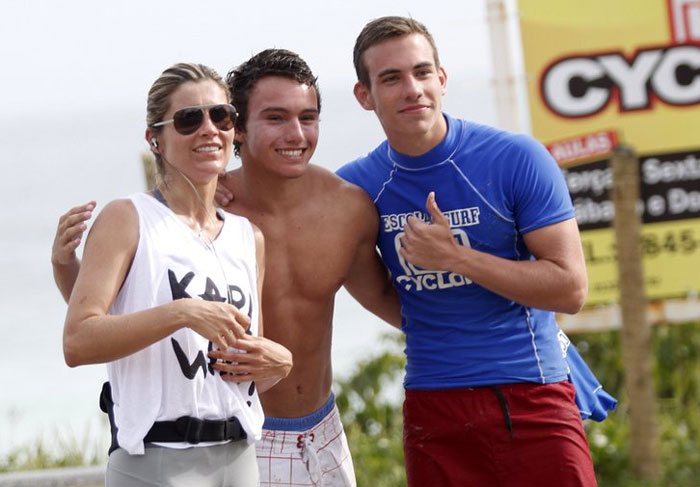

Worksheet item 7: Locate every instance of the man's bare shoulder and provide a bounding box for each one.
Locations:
[303,165,378,241]
[307,165,374,210]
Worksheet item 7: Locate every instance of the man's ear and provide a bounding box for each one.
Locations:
[234,130,246,145]
[439,66,448,96]
[353,81,375,111]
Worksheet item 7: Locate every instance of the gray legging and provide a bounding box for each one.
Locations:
[106,441,259,487]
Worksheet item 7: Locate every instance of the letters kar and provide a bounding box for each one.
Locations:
[167,269,252,381]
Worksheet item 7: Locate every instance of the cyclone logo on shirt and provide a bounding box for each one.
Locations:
[382,206,480,292]
[394,228,473,292]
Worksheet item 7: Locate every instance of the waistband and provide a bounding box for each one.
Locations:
[262,393,335,432]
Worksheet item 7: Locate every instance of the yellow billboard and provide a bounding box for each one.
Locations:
[518,0,700,309]
[519,0,700,154]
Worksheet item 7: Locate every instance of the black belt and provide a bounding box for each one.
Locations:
[144,415,247,444]
[99,381,246,454]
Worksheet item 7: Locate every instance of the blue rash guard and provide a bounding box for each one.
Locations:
[338,113,577,390]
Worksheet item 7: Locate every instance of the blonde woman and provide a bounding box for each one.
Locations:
[62,63,291,487]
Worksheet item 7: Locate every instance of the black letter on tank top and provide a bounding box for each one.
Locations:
[168,270,194,300]
[199,277,227,302]
[228,285,253,335]
[245,294,253,335]
[228,285,246,309]
[207,340,217,376]
[171,338,208,380]
[247,381,256,406]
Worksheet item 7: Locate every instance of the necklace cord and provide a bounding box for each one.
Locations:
[155,155,240,332]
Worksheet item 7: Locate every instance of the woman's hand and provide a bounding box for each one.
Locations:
[177,299,252,352]
[208,335,293,391]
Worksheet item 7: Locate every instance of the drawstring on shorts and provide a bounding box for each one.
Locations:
[488,385,513,438]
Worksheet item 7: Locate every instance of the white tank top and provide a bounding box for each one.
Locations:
[106,192,264,455]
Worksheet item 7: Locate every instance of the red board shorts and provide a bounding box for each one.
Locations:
[403,381,597,487]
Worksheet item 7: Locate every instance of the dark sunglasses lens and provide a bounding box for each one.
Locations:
[173,108,204,135]
[210,105,236,131]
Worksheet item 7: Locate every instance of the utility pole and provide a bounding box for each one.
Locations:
[611,146,660,482]
[486,0,524,134]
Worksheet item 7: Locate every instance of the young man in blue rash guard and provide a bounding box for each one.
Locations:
[337,16,603,487]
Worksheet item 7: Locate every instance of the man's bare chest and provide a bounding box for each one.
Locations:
[260,216,359,299]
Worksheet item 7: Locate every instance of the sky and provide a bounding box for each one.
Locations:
[0,0,501,118]
[0,0,523,193]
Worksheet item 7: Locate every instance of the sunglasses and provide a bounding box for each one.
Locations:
[151,104,237,135]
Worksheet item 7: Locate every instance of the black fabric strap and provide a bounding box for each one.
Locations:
[144,416,247,444]
[151,188,169,208]
[99,381,246,454]
[99,382,121,454]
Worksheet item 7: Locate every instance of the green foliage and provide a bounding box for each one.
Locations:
[574,321,700,487]
[0,430,105,473]
[335,334,406,487]
[336,323,700,487]
[4,323,700,487]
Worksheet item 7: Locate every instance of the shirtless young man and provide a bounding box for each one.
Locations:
[52,50,400,487]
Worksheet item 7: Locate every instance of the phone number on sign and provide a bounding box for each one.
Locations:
[641,229,700,257]
[582,227,700,264]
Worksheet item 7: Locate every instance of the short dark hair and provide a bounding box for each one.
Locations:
[353,16,440,87]
[226,49,321,157]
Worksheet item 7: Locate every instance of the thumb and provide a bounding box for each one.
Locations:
[426,192,448,226]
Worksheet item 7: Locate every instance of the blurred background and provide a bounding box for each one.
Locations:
[0,0,495,463]
[1,0,699,486]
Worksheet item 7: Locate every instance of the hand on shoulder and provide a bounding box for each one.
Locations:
[52,201,96,266]
[215,170,235,207]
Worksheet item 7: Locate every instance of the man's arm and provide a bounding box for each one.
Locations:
[343,189,402,328]
[52,202,95,303]
[401,192,587,314]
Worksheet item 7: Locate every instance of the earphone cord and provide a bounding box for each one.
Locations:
[158,153,234,304]
[159,154,219,234]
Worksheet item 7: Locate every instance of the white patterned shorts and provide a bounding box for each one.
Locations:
[256,394,356,487]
